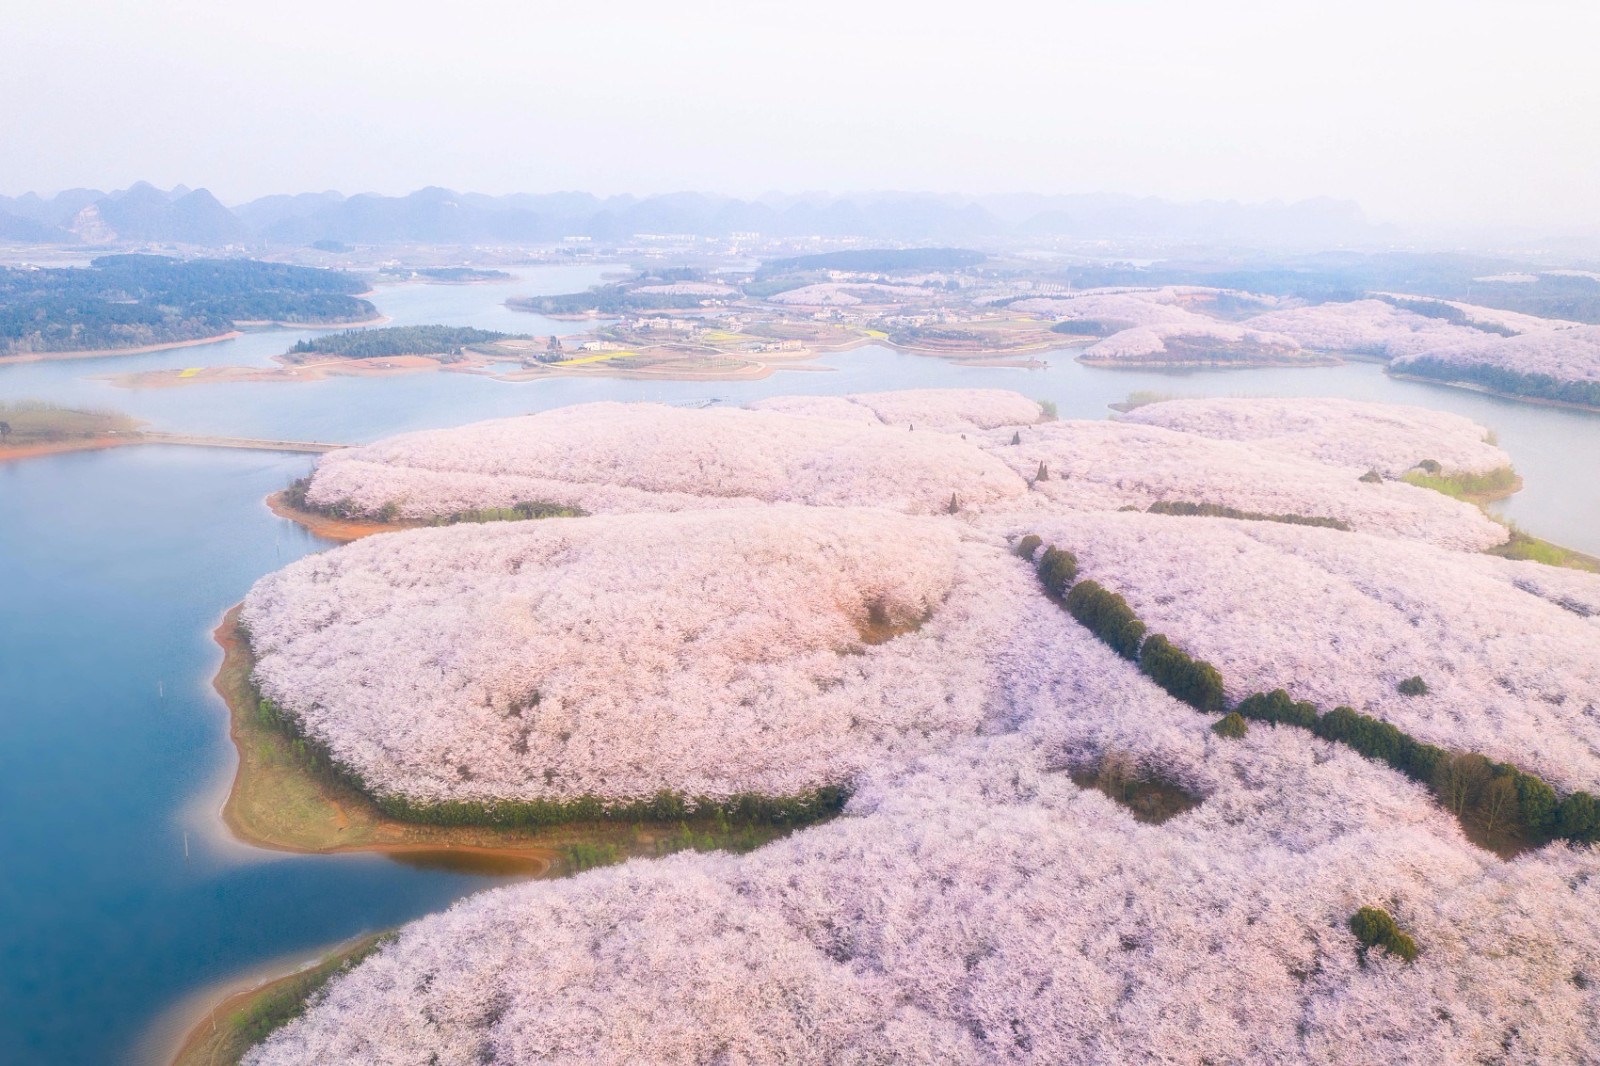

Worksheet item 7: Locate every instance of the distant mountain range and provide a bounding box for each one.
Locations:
[0,183,1390,250]
[0,182,247,246]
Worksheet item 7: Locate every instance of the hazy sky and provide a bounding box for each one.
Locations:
[5,0,1597,229]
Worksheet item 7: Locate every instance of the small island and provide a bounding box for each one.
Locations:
[109,325,538,387]
[281,324,528,363]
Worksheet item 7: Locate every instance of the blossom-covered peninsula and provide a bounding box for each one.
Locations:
[225,389,1600,1063]
[1120,396,1512,476]
[1008,284,1600,407]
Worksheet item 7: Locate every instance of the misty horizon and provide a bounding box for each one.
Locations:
[12,180,1599,257]
[8,0,1599,237]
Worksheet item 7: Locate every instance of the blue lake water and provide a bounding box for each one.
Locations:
[2,266,1599,1064]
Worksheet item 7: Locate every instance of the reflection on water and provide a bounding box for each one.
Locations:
[2,264,1599,1063]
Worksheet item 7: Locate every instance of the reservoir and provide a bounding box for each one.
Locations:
[2,268,1597,1063]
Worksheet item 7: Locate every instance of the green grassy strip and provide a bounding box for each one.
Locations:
[561,821,799,873]
[427,503,586,525]
[1393,465,1597,573]
[1399,465,1519,501]
[1487,528,1600,573]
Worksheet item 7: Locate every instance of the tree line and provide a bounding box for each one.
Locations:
[1146,500,1351,531]
[285,325,527,361]
[1395,357,1600,411]
[1022,537,1600,851]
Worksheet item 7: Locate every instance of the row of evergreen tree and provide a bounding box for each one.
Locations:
[1145,500,1351,531]
[1236,690,1599,845]
[1022,536,1600,850]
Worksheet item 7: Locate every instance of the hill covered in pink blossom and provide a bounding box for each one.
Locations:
[1120,396,1512,476]
[1392,324,1600,387]
[302,399,1031,520]
[242,507,1014,805]
[240,390,1600,1064]
[1010,287,1599,397]
[299,392,1502,552]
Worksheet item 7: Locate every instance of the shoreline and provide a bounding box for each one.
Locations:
[1463,475,1524,506]
[110,345,799,389]
[1387,371,1600,416]
[84,330,1075,392]
[0,332,244,364]
[0,435,140,464]
[1078,354,1344,370]
[108,352,452,390]
[158,932,388,1066]
[234,313,391,330]
[212,602,807,860]
[265,491,419,541]
[0,314,392,366]
[212,605,562,862]
[502,359,778,383]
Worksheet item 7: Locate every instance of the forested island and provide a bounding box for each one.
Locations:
[284,325,530,362]
[0,255,376,358]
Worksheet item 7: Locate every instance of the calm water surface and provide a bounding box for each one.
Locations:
[2,266,1598,1063]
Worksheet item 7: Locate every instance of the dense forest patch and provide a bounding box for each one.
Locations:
[283,325,529,362]
[0,254,374,355]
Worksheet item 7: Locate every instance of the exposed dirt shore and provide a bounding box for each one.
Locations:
[0,436,139,464]
[158,933,388,1066]
[264,491,418,541]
